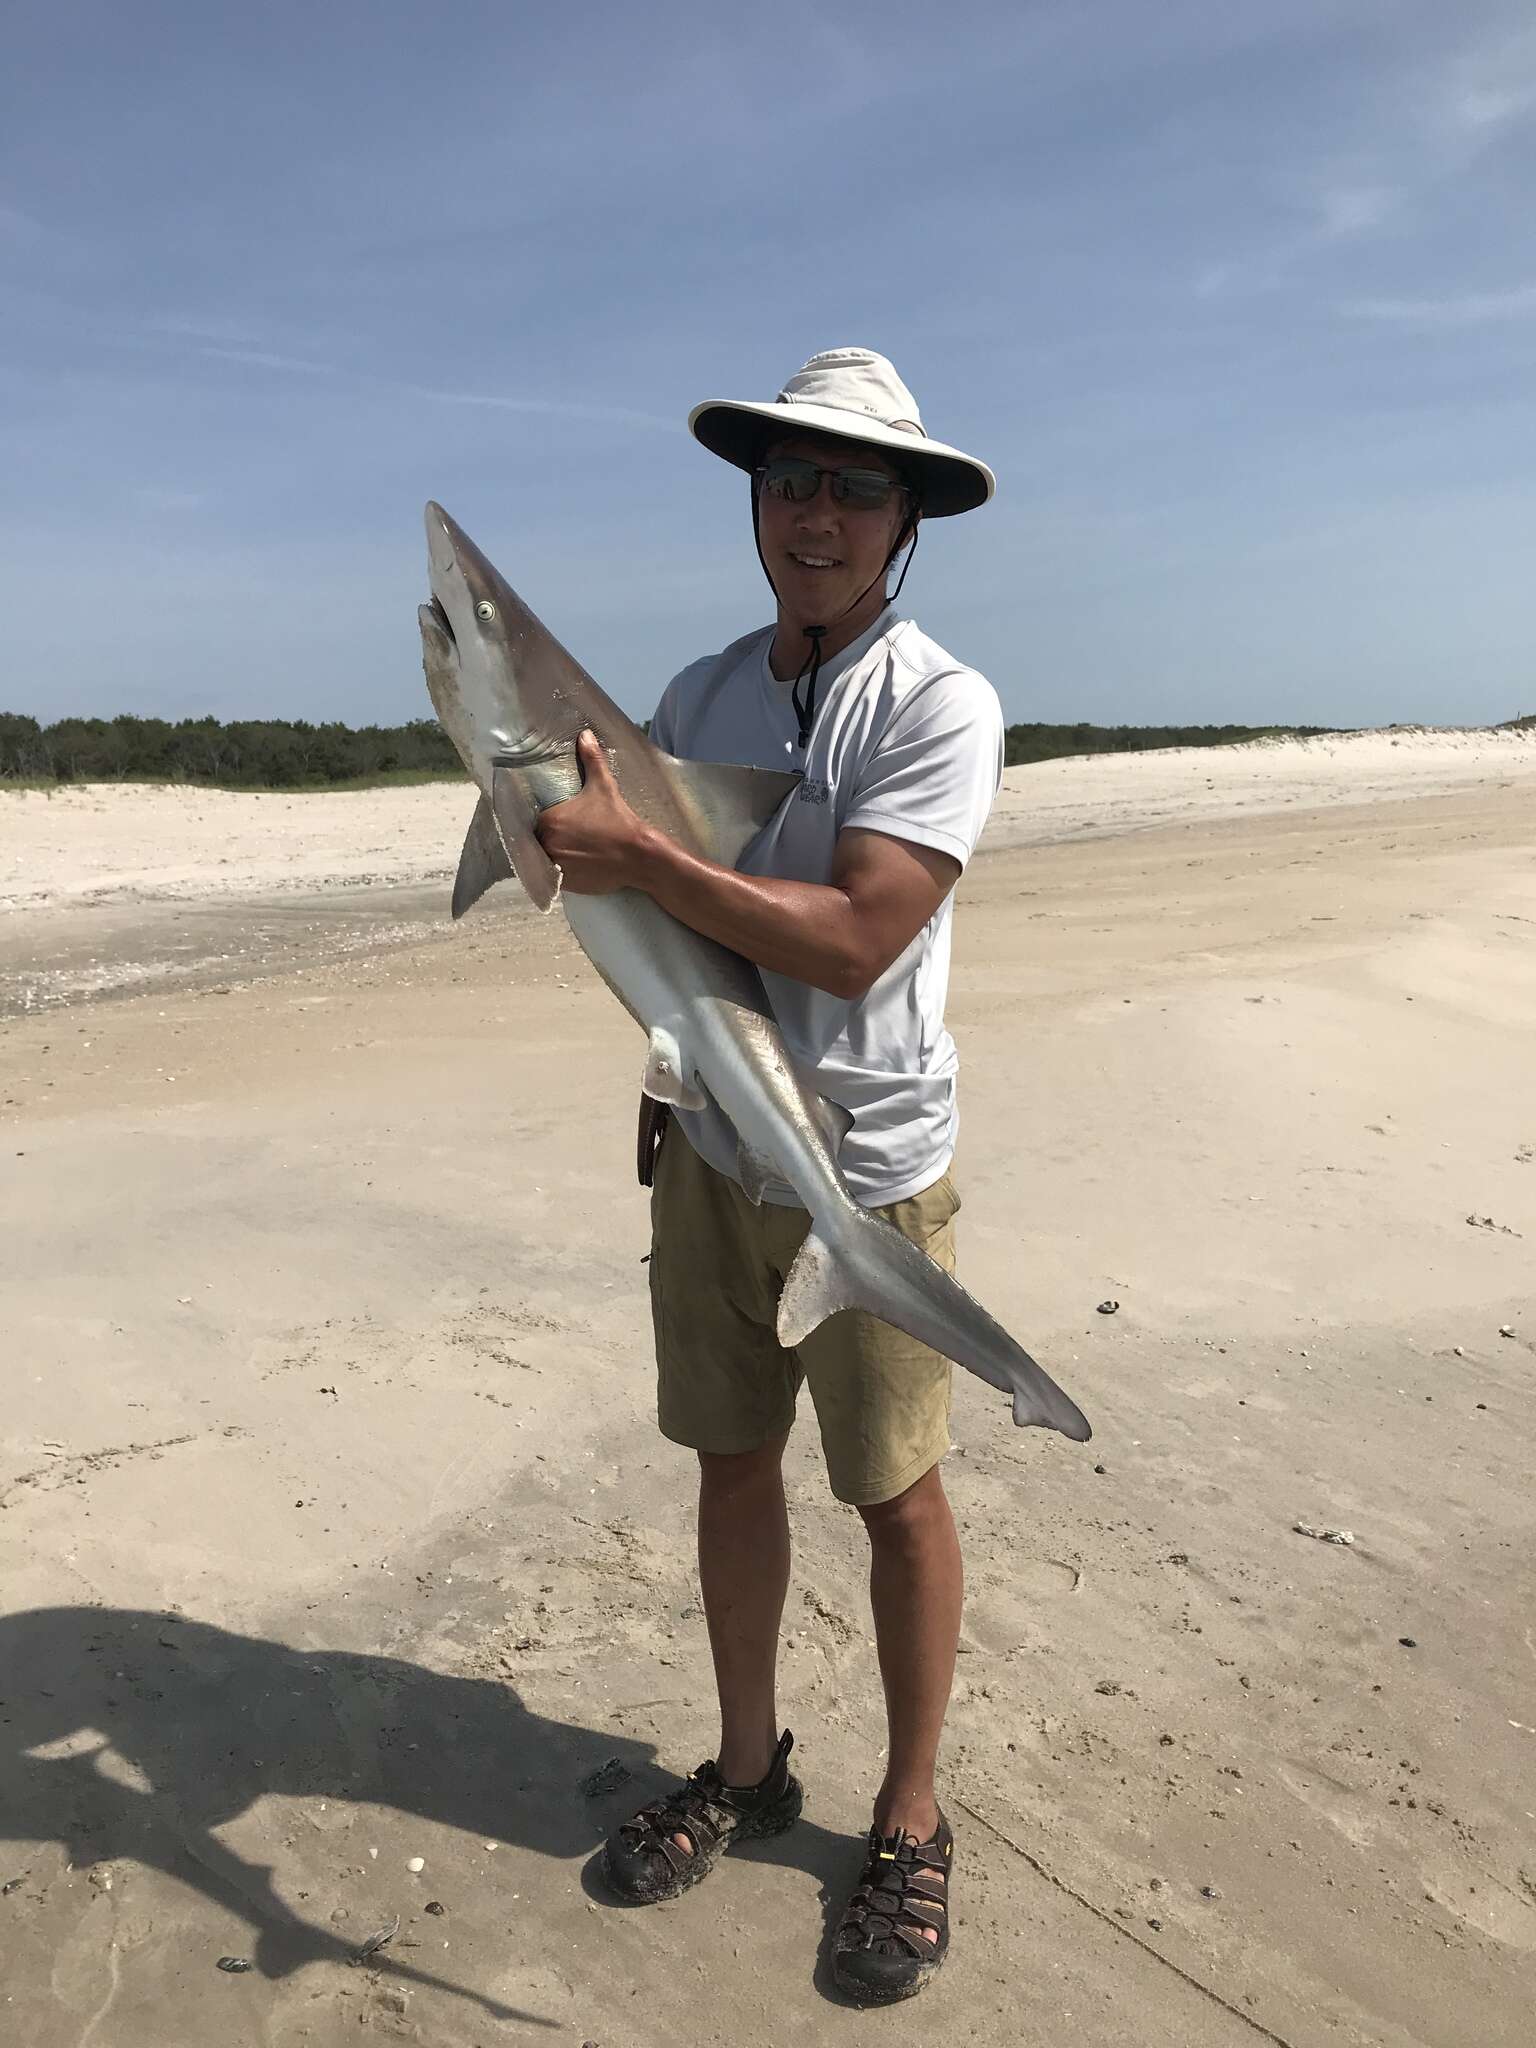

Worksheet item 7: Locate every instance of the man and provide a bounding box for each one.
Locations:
[536,347,1000,2005]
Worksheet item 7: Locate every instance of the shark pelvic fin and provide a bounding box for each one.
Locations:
[451,793,515,919]
[490,765,563,914]
[655,754,803,869]
[733,1100,841,1206]
[735,1139,779,1206]
[642,1026,707,1111]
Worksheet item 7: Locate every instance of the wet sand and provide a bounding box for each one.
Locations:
[0,883,457,1018]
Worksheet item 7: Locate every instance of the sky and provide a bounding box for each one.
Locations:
[2,0,1534,732]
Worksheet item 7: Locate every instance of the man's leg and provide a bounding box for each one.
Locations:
[858,1463,962,1920]
[793,1170,963,1901]
[699,1434,792,1782]
[608,1135,802,1897]
[655,1435,791,1860]
[649,1131,793,1771]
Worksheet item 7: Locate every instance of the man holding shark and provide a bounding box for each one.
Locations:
[533,349,1012,2003]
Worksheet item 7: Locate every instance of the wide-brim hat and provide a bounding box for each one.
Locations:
[688,347,994,518]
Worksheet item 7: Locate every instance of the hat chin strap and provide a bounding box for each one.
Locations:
[751,488,921,751]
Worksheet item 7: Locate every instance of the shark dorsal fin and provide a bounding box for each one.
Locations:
[655,754,802,869]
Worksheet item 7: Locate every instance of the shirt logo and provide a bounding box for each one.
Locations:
[797,777,831,806]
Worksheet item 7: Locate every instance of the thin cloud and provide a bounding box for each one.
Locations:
[154,314,277,345]
[196,342,339,376]
[405,383,673,431]
[1453,78,1536,129]
[1198,20,1536,303]
[0,203,49,247]
[1195,177,1399,300]
[1441,25,1536,135]
[1315,183,1396,237]
[1344,283,1536,326]
[133,486,207,513]
[163,328,674,430]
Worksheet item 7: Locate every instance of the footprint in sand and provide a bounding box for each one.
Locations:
[1419,1868,1536,1951]
[962,1558,1084,1652]
[1277,1758,1380,1848]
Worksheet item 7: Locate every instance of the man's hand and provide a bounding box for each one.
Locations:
[535,731,652,895]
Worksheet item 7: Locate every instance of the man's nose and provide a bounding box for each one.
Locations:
[795,476,840,524]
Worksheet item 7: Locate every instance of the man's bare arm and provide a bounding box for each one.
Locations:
[638,823,958,1000]
[536,732,959,1000]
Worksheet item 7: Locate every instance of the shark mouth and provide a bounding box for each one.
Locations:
[426,595,457,649]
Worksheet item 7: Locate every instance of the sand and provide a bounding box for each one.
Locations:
[1,736,1533,2046]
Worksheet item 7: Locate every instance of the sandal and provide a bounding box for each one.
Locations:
[832,1809,953,2004]
[600,1729,802,1904]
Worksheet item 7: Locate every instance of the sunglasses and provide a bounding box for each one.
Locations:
[755,456,912,513]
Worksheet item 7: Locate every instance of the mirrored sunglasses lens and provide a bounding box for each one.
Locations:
[833,470,898,510]
[761,459,820,502]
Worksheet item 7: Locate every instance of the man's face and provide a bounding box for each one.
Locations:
[756,433,914,627]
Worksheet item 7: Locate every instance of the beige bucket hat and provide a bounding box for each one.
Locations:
[689,347,995,517]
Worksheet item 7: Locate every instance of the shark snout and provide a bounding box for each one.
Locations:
[424,501,463,591]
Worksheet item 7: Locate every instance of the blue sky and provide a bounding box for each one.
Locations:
[3,1,1534,731]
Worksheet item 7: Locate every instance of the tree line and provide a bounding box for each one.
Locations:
[0,709,1340,789]
[1001,720,1331,766]
[0,712,465,787]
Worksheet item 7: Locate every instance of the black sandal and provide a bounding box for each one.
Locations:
[832,1809,953,2004]
[600,1729,802,1904]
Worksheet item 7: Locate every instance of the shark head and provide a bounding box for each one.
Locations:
[419,501,541,794]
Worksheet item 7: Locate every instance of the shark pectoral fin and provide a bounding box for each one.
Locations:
[642,1027,707,1111]
[490,765,563,914]
[735,1140,778,1206]
[451,794,515,919]
[655,754,803,868]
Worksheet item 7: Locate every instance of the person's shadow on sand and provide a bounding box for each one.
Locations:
[0,1606,861,2020]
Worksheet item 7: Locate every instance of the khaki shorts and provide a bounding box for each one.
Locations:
[648,1129,958,1507]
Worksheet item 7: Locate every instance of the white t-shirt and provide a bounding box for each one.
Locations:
[649,606,1003,1208]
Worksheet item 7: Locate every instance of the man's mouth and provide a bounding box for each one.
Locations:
[789,552,841,570]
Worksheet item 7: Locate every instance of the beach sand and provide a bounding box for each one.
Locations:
[1,735,1533,2045]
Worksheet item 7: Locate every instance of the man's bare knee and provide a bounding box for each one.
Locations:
[857,1464,948,1543]
[698,1435,789,1500]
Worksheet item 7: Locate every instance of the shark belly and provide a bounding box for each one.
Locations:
[562,891,844,1214]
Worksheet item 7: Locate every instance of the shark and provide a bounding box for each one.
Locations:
[418,501,1090,1442]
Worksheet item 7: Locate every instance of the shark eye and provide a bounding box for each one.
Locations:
[475,600,496,621]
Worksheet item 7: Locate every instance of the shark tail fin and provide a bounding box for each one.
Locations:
[777,1210,1092,1441]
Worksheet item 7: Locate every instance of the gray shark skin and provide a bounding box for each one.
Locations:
[419,501,1091,1442]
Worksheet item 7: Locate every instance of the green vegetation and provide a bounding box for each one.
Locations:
[1002,720,1332,766]
[0,712,467,789]
[0,711,1397,789]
